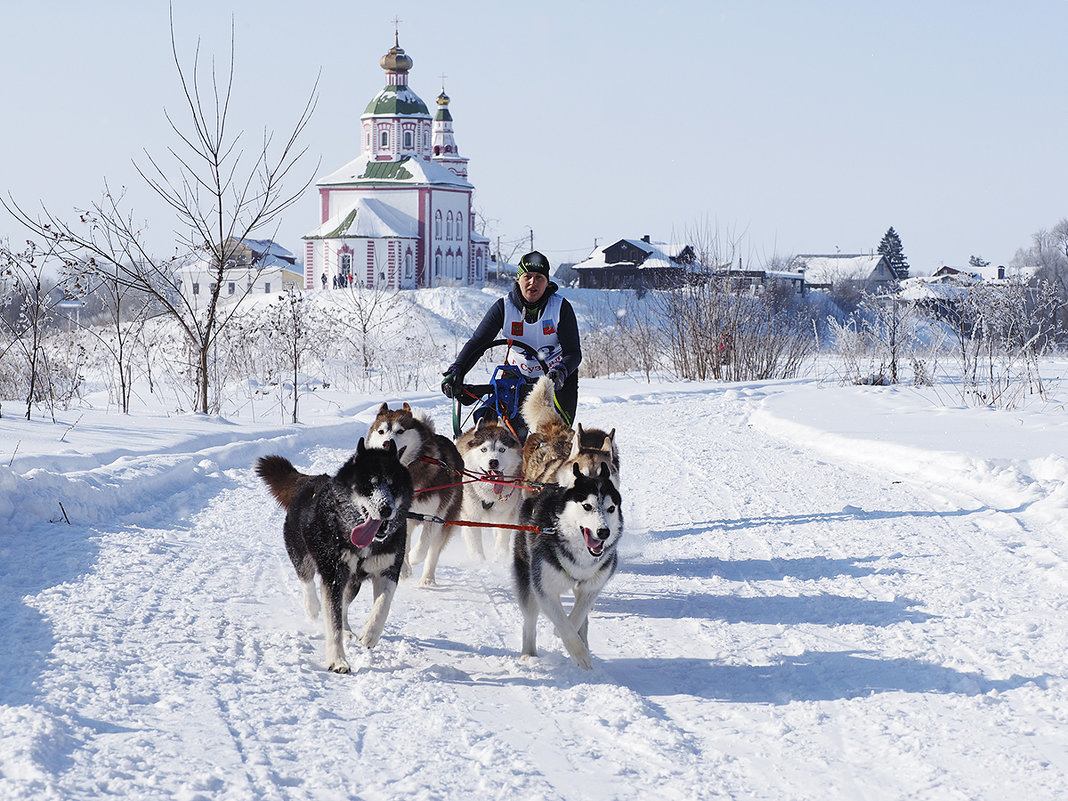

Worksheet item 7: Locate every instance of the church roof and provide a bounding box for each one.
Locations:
[303,197,420,240]
[318,154,472,189]
[363,85,430,117]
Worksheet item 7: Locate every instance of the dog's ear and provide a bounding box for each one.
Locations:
[598,462,610,479]
[573,462,583,479]
[600,435,614,454]
[377,402,389,414]
[569,424,583,458]
[357,437,366,454]
[475,417,486,431]
[402,402,412,413]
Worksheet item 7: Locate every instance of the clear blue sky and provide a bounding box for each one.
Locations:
[2,1,1064,273]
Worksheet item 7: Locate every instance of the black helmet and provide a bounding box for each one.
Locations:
[517,250,551,277]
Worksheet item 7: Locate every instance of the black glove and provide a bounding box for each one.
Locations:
[441,370,457,399]
[546,366,567,391]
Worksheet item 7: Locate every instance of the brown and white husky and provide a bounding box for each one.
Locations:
[366,402,463,586]
[520,377,620,487]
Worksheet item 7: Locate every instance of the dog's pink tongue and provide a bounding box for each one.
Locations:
[350,518,383,548]
[583,527,604,555]
[490,470,504,495]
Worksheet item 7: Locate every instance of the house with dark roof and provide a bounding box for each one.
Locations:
[571,236,696,289]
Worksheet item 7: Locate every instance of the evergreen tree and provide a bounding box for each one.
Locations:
[878,227,910,280]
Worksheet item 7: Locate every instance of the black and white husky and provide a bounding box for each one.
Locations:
[255,439,413,674]
[513,463,623,669]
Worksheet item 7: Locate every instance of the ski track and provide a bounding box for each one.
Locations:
[3,386,1068,800]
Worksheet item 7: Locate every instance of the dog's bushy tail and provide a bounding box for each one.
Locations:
[255,455,306,509]
[521,376,569,437]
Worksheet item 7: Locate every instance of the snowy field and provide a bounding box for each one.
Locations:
[3,352,1068,798]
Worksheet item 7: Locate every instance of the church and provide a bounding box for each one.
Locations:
[302,34,489,290]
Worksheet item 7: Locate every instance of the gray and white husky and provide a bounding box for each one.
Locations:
[455,418,524,561]
[513,462,623,669]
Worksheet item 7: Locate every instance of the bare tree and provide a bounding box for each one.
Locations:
[0,238,70,419]
[334,282,411,391]
[3,13,317,414]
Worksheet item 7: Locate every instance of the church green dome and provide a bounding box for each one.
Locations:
[364,85,429,116]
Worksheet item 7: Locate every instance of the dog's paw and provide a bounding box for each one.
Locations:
[359,627,382,649]
[327,659,351,674]
[418,575,437,587]
[564,639,593,670]
[399,561,412,580]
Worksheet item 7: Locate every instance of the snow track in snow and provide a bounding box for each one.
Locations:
[3,382,1067,800]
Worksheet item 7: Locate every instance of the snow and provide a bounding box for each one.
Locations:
[3,311,1068,798]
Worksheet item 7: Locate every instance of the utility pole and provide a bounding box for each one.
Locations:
[529,228,534,252]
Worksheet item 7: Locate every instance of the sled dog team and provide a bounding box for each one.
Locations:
[256,376,622,674]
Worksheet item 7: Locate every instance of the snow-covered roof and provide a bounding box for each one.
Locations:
[317,154,471,189]
[572,239,688,271]
[363,85,431,117]
[304,197,420,240]
[241,238,295,261]
[897,274,978,302]
[794,254,890,284]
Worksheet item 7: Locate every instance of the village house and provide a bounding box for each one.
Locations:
[571,236,696,289]
[177,238,303,304]
[792,253,898,292]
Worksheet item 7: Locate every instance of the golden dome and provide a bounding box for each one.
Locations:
[380,34,413,73]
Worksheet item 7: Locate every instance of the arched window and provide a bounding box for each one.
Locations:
[446,211,454,241]
[434,210,442,239]
[403,130,413,149]
[379,129,389,149]
[404,251,413,279]
[455,212,463,240]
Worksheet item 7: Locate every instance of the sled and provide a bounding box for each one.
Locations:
[450,338,550,441]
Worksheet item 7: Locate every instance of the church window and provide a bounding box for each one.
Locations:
[433,145,441,156]
[192,282,200,296]
[380,130,389,149]
[434,210,442,239]
[434,253,442,277]
[456,212,463,240]
[264,282,271,294]
[403,130,413,149]
[446,211,453,240]
[404,251,413,279]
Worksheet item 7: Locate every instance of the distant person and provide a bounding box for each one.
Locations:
[441,250,581,438]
